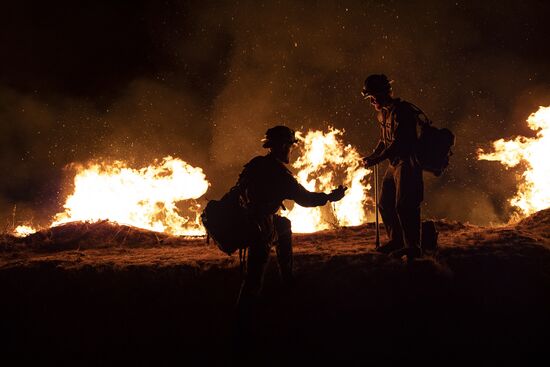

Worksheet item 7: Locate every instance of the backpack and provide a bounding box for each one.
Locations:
[407,103,455,177]
[200,186,261,256]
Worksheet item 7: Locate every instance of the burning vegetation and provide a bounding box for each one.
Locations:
[12,128,372,238]
[478,105,550,219]
[13,157,209,237]
[281,127,371,233]
[9,106,550,238]
[51,156,209,236]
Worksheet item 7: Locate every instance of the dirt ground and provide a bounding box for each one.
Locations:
[1,210,549,365]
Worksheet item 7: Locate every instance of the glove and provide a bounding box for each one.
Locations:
[363,155,382,168]
[327,185,347,202]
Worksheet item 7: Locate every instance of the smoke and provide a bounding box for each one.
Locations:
[1,0,550,227]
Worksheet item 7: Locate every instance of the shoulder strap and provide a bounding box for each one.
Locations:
[405,101,432,126]
[236,155,278,207]
[237,156,264,188]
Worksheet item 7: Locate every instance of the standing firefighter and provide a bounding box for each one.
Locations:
[235,126,346,308]
[362,74,423,261]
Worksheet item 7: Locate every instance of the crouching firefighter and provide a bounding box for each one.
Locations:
[361,74,424,261]
[234,126,346,309]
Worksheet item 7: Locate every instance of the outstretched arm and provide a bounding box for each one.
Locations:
[283,175,347,207]
[292,185,329,207]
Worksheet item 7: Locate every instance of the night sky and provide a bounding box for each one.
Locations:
[2,0,550,227]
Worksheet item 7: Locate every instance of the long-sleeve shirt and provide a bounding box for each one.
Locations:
[237,153,329,216]
[375,98,419,164]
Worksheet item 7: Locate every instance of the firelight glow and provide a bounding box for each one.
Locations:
[478,105,550,218]
[12,130,372,237]
[282,128,372,233]
[52,156,209,236]
[13,225,37,237]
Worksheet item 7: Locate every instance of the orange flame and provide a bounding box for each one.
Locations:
[13,129,372,237]
[478,105,550,218]
[13,225,37,237]
[52,156,209,236]
[282,127,372,233]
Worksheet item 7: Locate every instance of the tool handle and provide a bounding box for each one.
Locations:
[374,164,380,248]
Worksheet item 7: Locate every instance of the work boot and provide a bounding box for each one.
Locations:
[377,239,404,254]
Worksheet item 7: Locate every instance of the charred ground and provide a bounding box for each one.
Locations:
[1,210,549,364]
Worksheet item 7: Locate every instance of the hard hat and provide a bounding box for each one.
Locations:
[262,125,298,148]
[361,74,393,98]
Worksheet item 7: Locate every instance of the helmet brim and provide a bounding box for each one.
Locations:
[262,138,298,148]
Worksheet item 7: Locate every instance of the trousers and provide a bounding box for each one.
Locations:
[378,159,423,249]
[237,214,293,303]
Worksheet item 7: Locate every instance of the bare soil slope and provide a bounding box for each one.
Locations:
[1,210,549,364]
